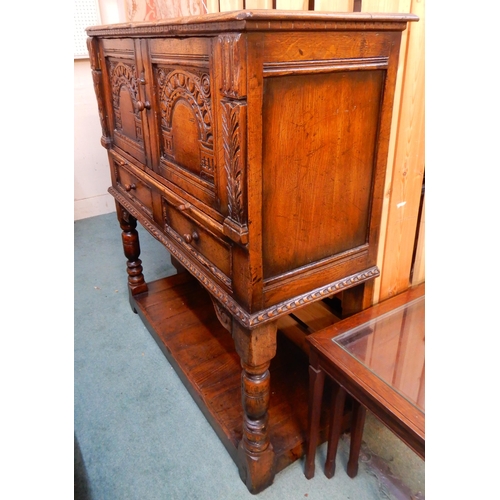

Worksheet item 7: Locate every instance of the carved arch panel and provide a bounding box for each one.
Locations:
[155,66,215,184]
[109,60,143,144]
[106,56,148,165]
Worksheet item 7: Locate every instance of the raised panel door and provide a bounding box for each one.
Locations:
[101,38,152,167]
[147,38,218,212]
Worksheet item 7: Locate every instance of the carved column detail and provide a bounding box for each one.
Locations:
[116,204,148,297]
[218,34,249,244]
[221,97,249,244]
[219,34,247,99]
[222,100,247,227]
[87,37,111,149]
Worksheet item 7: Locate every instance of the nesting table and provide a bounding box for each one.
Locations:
[305,284,425,479]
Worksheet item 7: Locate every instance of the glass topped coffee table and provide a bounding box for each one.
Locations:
[304,283,424,479]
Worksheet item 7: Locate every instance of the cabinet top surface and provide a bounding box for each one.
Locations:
[86,9,418,36]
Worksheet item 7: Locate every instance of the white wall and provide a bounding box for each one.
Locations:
[74,0,125,220]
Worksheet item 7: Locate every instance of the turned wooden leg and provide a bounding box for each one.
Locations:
[116,204,148,310]
[324,383,346,478]
[232,321,278,494]
[346,400,366,478]
[304,354,325,480]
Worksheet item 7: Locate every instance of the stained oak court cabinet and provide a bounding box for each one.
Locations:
[86,9,418,494]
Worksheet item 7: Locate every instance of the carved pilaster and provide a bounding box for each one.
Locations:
[222,100,247,227]
[218,34,249,244]
[87,37,111,149]
[219,34,247,99]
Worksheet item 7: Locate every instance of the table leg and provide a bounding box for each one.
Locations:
[304,360,325,479]
[347,400,366,478]
[233,321,278,494]
[116,203,148,310]
[324,383,347,479]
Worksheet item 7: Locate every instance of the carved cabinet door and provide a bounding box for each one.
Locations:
[147,38,218,211]
[101,38,153,167]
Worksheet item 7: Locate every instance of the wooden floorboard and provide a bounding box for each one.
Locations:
[132,273,344,473]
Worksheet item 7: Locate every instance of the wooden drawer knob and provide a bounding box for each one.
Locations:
[124,183,136,192]
[136,100,151,111]
[183,231,199,244]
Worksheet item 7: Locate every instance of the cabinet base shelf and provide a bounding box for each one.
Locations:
[132,272,348,478]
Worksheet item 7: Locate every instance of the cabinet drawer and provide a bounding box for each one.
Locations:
[162,198,231,287]
[113,160,154,219]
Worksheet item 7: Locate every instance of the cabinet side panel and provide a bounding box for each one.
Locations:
[262,70,384,279]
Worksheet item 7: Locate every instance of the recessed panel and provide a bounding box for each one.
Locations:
[154,66,215,185]
[262,70,384,279]
[171,101,201,176]
[105,53,147,165]
[118,87,137,139]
